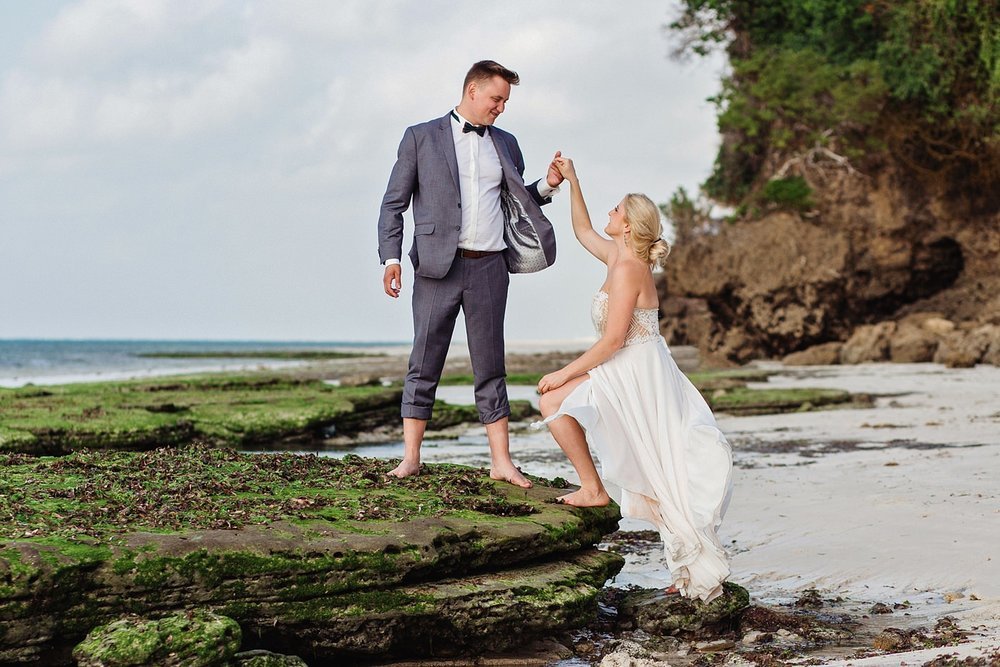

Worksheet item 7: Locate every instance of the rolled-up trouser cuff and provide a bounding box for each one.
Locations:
[401,403,433,420]
[480,405,511,425]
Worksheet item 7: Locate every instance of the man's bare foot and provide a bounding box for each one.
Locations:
[490,464,533,489]
[387,460,421,478]
[556,487,611,507]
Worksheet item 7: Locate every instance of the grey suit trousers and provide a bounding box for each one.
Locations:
[402,252,509,423]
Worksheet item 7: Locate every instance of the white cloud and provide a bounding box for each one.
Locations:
[38,0,225,67]
[0,37,289,155]
[165,38,289,136]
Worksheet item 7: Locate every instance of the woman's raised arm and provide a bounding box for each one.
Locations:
[554,157,614,264]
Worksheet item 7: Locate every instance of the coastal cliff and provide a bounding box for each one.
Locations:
[659,0,1000,365]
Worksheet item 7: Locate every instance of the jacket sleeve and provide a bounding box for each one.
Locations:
[377,127,418,263]
[507,133,551,208]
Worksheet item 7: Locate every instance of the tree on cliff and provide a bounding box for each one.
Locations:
[669,0,998,213]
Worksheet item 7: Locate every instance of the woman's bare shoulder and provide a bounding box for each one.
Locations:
[608,258,648,284]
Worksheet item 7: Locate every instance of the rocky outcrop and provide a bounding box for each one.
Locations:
[783,342,842,366]
[660,166,1000,365]
[616,583,750,637]
[0,453,623,665]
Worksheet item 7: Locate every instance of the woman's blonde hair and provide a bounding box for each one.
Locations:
[623,193,671,267]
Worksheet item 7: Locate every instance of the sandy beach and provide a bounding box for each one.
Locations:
[719,363,1000,665]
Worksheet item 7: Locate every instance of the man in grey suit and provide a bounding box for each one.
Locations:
[378,60,562,487]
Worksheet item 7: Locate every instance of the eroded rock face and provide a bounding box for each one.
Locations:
[662,213,851,363]
[660,167,1000,364]
[783,342,843,366]
[245,550,623,659]
[934,324,1000,367]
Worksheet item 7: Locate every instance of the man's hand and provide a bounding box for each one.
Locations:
[546,150,565,188]
[383,264,402,298]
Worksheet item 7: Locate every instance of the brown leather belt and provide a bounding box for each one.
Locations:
[456,248,500,259]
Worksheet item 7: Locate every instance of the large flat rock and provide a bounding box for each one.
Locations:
[0,448,622,664]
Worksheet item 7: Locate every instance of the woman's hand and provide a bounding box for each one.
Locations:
[537,369,571,394]
[553,156,577,182]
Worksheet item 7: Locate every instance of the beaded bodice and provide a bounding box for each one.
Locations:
[591,291,661,347]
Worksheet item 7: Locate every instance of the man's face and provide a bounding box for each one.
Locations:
[466,75,511,125]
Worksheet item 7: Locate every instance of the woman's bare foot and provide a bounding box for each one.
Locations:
[490,464,533,489]
[665,585,680,595]
[387,459,421,479]
[556,487,611,507]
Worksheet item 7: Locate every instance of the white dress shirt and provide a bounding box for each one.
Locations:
[383,109,559,265]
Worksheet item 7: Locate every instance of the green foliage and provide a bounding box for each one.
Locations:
[705,46,887,202]
[670,0,1000,206]
[759,176,815,211]
[878,1,999,114]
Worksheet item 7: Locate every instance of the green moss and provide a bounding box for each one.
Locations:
[138,350,374,360]
[0,375,399,453]
[686,368,775,389]
[706,387,851,414]
[72,611,241,667]
[0,446,549,544]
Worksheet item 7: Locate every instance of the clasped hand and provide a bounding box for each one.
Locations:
[537,370,570,395]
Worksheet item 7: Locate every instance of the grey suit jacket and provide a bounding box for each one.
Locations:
[378,113,557,279]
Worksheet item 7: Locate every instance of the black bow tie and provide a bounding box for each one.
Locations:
[452,111,486,136]
[463,122,486,137]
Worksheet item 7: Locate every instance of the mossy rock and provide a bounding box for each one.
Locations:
[72,610,241,667]
[243,549,624,659]
[0,451,621,664]
[617,582,750,637]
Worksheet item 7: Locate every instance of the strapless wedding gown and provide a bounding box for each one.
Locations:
[534,291,734,602]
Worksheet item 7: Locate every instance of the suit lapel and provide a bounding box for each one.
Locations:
[438,114,460,192]
[489,129,515,181]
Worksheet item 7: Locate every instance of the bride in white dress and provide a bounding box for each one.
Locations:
[534,157,733,602]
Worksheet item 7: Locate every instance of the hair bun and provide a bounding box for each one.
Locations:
[649,239,671,267]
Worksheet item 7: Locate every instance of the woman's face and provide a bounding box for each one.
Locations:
[605,197,628,237]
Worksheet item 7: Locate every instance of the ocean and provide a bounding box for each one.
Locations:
[0,339,405,388]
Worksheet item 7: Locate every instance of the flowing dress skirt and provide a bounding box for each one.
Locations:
[535,338,733,602]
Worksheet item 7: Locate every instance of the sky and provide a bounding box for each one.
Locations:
[0,0,726,343]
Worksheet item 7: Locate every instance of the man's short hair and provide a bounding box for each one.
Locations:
[463,60,519,91]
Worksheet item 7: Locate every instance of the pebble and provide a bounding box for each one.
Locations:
[870,602,893,614]
[599,653,661,667]
[741,630,764,645]
[695,639,736,652]
[873,631,905,651]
